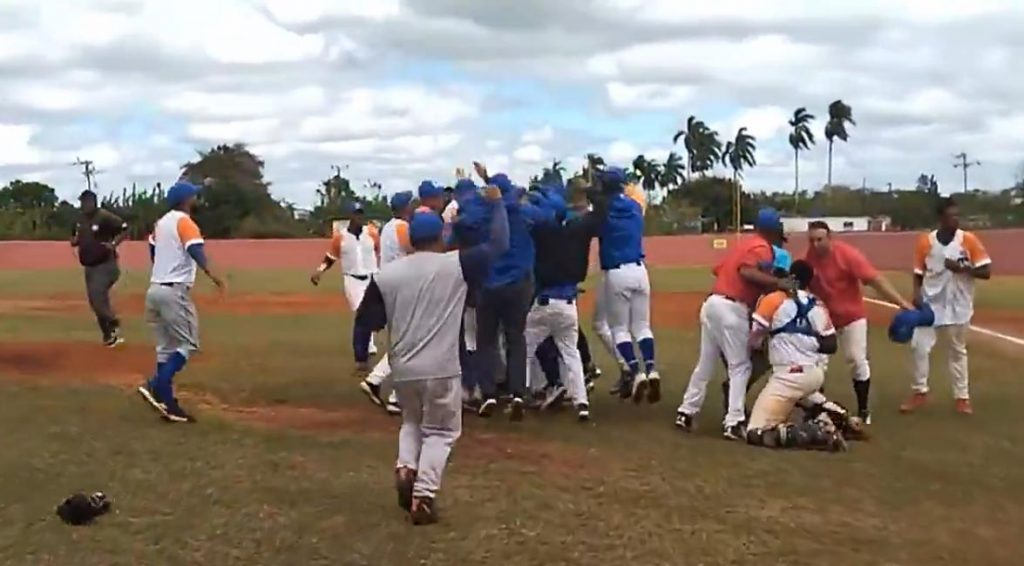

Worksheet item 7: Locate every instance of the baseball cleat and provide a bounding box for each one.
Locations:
[857,409,872,425]
[395,467,416,512]
[477,398,498,418]
[104,334,125,348]
[509,397,526,422]
[955,398,973,415]
[674,411,695,432]
[541,385,567,411]
[385,391,402,416]
[137,383,169,417]
[576,403,591,422]
[899,392,928,414]
[631,374,649,404]
[584,377,595,393]
[722,423,746,441]
[410,496,438,526]
[646,371,662,404]
[162,399,197,423]
[359,380,385,408]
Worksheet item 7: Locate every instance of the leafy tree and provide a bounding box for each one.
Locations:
[0,180,59,211]
[788,107,816,211]
[541,159,566,185]
[824,99,856,187]
[722,128,757,231]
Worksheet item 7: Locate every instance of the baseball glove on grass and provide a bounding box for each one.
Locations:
[56,492,112,526]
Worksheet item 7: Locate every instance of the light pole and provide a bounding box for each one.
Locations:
[953,152,980,192]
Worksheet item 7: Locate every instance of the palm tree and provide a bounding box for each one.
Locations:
[583,153,605,184]
[631,154,663,198]
[661,151,685,191]
[788,107,815,212]
[541,159,566,185]
[824,99,855,187]
[692,126,723,177]
[721,127,757,231]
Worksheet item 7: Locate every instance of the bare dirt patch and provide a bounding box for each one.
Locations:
[0,293,348,316]
[0,341,153,385]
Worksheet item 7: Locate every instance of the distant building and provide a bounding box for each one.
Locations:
[780,216,889,233]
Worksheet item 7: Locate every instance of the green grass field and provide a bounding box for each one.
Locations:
[1,267,1024,565]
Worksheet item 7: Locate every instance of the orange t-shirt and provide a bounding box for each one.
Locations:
[804,240,878,329]
[710,234,774,309]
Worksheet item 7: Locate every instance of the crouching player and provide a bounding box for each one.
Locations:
[744,260,848,452]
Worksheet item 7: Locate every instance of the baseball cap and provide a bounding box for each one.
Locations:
[166,181,200,208]
[488,173,514,196]
[348,201,365,214]
[409,211,444,245]
[389,190,414,211]
[754,207,783,232]
[418,180,442,200]
[454,178,477,196]
[78,189,97,202]
[599,167,628,190]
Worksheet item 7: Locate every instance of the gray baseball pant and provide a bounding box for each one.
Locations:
[394,376,462,499]
[144,283,200,362]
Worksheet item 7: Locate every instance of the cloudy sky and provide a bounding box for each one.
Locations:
[2,0,1023,207]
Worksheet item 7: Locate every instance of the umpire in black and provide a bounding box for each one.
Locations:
[71,190,128,347]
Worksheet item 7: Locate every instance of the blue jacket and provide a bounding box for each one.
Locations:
[486,199,552,288]
[598,192,644,270]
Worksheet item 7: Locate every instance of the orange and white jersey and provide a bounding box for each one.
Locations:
[379,217,412,266]
[149,210,204,285]
[328,224,379,276]
[914,229,991,326]
[753,290,835,368]
[624,182,647,216]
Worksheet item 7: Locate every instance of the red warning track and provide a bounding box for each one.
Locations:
[3,229,1024,273]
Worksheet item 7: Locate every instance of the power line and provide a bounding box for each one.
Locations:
[71,157,98,192]
[952,152,981,193]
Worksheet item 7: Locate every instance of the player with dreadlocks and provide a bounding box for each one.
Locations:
[744,259,854,452]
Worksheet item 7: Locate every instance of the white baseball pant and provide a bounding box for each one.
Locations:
[747,365,826,430]
[603,262,654,356]
[344,274,377,355]
[524,298,588,406]
[911,324,970,399]
[592,275,625,366]
[678,295,752,427]
[394,376,462,499]
[827,318,870,383]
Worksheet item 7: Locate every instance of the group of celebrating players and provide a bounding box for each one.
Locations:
[132,161,993,526]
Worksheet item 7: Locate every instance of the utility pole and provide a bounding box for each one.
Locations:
[952,152,980,192]
[73,157,97,191]
[886,182,893,193]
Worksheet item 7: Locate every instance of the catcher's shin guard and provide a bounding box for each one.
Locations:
[798,398,868,441]
[747,417,847,452]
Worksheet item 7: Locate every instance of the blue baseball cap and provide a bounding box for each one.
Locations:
[166,181,200,208]
[599,167,628,191]
[418,180,442,200]
[488,173,514,196]
[454,178,477,197]
[755,207,783,232]
[347,201,365,214]
[409,211,444,245]
[389,190,413,211]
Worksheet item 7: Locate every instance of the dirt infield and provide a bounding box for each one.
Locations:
[6,229,1024,273]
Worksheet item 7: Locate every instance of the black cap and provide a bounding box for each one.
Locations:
[78,190,97,201]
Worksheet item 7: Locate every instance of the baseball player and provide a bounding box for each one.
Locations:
[744,260,848,452]
[359,191,415,415]
[137,181,226,423]
[354,187,509,526]
[416,180,445,214]
[804,220,914,423]
[596,168,659,404]
[472,172,554,421]
[309,202,380,368]
[676,208,793,440]
[523,180,607,420]
[902,197,991,415]
[71,189,129,347]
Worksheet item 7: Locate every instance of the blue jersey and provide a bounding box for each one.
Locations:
[598,193,645,271]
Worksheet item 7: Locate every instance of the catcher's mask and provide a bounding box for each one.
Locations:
[56,492,112,526]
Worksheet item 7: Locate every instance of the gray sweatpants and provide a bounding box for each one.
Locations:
[144,283,200,362]
[84,259,120,336]
[394,376,462,499]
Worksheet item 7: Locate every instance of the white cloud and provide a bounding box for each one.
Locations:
[521,125,554,144]
[513,144,545,163]
[0,124,45,167]
[606,82,695,110]
[607,140,639,163]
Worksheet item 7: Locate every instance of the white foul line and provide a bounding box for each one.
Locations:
[864,298,1024,347]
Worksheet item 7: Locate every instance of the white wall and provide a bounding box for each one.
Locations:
[782,216,870,233]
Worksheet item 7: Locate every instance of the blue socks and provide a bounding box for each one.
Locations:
[638,337,656,374]
[353,323,372,363]
[615,342,640,375]
[152,352,188,403]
